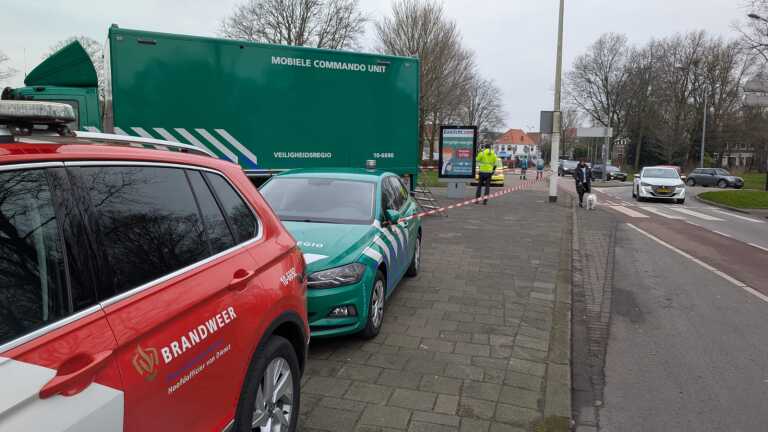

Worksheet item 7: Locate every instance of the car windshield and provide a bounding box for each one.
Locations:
[564,161,578,168]
[606,166,620,173]
[643,168,679,179]
[260,177,375,225]
[715,169,731,176]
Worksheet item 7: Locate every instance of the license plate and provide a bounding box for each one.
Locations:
[657,187,671,193]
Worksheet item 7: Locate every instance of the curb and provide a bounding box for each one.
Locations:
[542,194,574,429]
[694,194,754,215]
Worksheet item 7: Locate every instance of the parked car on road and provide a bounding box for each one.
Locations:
[472,158,505,186]
[592,164,628,181]
[686,168,744,189]
[260,167,422,340]
[633,166,687,204]
[558,160,579,176]
[0,101,308,432]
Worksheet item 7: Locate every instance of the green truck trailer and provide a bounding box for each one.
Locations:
[2,25,420,180]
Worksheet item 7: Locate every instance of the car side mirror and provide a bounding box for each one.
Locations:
[385,209,401,224]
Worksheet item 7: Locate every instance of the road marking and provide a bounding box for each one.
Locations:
[712,231,732,238]
[639,206,685,219]
[607,205,649,218]
[626,223,768,304]
[749,243,768,253]
[669,207,725,221]
[711,209,765,223]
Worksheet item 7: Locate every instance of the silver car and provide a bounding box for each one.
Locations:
[633,166,686,204]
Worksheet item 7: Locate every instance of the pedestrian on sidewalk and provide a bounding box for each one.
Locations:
[520,157,528,180]
[475,144,497,205]
[536,157,545,180]
[574,159,593,208]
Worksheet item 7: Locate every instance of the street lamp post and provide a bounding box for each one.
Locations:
[748,12,768,191]
[676,63,708,168]
[700,92,707,168]
[549,0,565,203]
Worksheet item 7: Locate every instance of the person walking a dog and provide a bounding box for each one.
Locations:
[574,159,593,208]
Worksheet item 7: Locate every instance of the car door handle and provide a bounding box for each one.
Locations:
[229,269,256,291]
[39,350,114,399]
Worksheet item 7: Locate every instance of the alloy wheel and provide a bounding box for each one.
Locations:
[371,280,385,328]
[251,357,294,431]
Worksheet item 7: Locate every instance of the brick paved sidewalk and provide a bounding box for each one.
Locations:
[299,180,572,432]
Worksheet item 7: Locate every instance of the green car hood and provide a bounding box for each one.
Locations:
[283,222,378,273]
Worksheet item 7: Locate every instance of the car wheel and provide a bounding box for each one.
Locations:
[360,271,386,339]
[406,234,421,277]
[718,179,728,188]
[234,336,300,432]
[632,187,637,198]
[636,187,644,202]
[677,199,685,205]
[686,178,695,186]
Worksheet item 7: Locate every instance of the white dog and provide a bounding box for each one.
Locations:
[586,193,597,210]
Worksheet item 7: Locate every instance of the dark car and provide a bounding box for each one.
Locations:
[685,168,744,189]
[558,160,579,176]
[592,164,628,181]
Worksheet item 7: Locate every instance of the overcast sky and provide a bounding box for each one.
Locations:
[0,0,749,131]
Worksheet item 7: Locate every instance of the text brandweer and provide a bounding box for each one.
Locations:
[160,307,237,364]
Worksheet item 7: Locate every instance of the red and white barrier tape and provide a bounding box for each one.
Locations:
[401,175,549,222]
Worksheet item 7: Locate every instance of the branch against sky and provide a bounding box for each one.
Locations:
[219,0,367,49]
[0,51,17,84]
[375,0,480,159]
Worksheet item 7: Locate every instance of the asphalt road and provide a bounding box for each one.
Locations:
[578,185,768,298]
[600,223,768,432]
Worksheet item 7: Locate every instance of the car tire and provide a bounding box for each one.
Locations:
[636,187,644,202]
[406,234,421,277]
[360,271,386,340]
[687,179,696,187]
[677,199,685,204]
[632,188,637,198]
[718,180,728,188]
[233,335,300,432]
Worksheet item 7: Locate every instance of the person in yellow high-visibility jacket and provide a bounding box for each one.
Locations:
[475,145,498,205]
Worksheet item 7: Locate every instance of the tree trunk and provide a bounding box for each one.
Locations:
[634,130,643,171]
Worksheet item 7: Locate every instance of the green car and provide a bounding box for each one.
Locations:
[260,168,423,338]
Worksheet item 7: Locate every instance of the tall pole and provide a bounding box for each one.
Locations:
[700,92,707,168]
[549,0,565,203]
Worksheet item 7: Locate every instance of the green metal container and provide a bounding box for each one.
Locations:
[8,26,420,178]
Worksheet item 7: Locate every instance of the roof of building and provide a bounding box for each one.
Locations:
[495,129,536,145]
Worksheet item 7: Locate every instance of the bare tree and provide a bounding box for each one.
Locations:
[461,74,504,132]
[48,36,105,102]
[376,0,476,159]
[0,51,18,84]
[219,0,367,49]
[566,33,632,141]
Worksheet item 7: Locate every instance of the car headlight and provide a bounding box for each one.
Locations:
[308,263,366,289]
[641,182,652,187]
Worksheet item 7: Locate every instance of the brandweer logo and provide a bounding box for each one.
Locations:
[132,345,159,382]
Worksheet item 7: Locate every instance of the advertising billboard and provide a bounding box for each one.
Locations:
[439,126,477,179]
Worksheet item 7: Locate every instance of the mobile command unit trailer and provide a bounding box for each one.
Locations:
[2,25,420,181]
